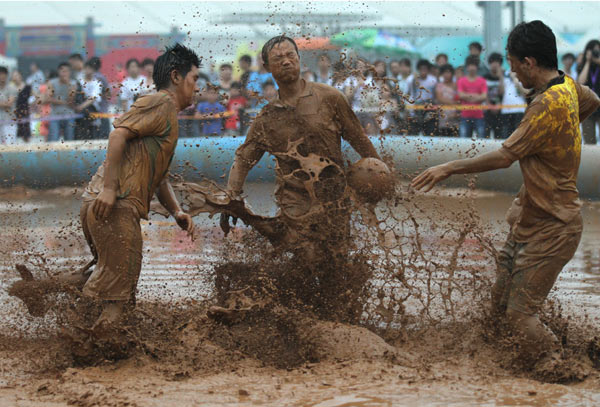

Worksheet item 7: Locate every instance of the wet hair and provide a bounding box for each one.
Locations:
[126,58,140,69]
[440,64,454,75]
[88,56,102,71]
[58,62,70,70]
[0,66,7,75]
[220,63,233,71]
[465,55,480,68]
[68,53,83,61]
[507,20,558,70]
[262,80,276,89]
[261,35,299,66]
[416,59,431,70]
[239,54,252,65]
[578,39,600,74]
[488,52,503,64]
[399,58,411,67]
[153,43,201,91]
[561,53,575,62]
[142,58,155,67]
[469,42,483,52]
[230,81,243,90]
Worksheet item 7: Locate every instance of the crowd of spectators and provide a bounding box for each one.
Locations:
[1,38,600,145]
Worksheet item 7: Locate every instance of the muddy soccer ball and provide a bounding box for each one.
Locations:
[347,158,394,203]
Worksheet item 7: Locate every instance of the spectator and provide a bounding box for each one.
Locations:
[394,58,413,133]
[301,70,315,82]
[87,57,111,139]
[483,52,504,138]
[11,71,32,143]
[141,58,156,94]
[217,63,234,93]
[435,64,459,137]
[468,41,490,77]
[224,81,247,134]
[435,53,449,68]
[74,61,102,140]
[408,59,438,136]
[377,83,399,134]
[46,62,77,142]
[352,59,380,135]
[577,40,600,144]
[457,55,487,138]
[195,85,225,136]
[119,58,146,112]
[247,53,277,97]
[68,53,85,83]
[396,58,412,96]
[561,53,576,78]
[255,79,277,110]
[331,61,347,92]
[0,67,17,144]
[315,54,332,85]
[455,65,465,81]
[26,62,45,94]
[238,54,253,90]
[499,71,526,139]
[389,60,402,79]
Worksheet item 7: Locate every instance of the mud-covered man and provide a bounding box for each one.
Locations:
[78,44,200,331]
[221,35,381,261]
[412,21,600,373]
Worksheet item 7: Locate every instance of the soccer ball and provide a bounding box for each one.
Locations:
[347,158,394,204]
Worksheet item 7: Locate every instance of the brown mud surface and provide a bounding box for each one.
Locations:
[1,184,599,406]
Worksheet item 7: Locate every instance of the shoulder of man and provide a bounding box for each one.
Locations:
[131,91,176,111]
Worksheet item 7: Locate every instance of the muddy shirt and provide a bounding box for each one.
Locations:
[499,73,600,242]
[230,80,379,217]
[83,91,179,219]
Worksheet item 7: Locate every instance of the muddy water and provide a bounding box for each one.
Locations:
[0,184,599,406]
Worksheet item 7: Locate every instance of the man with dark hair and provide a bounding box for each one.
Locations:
[413,21,600,378]
[222,34,381,261]
[435,53,449,68]
[88,56,111,139]
[68,53,84,82]
[457,55,487,138]
[561,53,576,78]
[119,58,146,112]
[46,62,77,141]
[407,59,438,136]
[469,41,490,76]
[217,63,234,93]
[238,54,253,90]
[75,43,199,331]
[316,53,332,85]
[484,52,505,138]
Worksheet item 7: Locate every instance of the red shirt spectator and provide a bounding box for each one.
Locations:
[225,82,247,130]
[457,57,488,119]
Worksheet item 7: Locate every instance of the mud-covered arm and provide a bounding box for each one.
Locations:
[575,81,600,122]
[226,119,266,196]
[156,177,195,238]
[335,92,381,160]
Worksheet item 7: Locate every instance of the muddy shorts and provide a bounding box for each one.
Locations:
[80,200,143,301]
[492,231,581,316]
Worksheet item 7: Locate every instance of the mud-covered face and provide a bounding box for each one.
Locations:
[174,65,200,108]
[266,41,300,84]
[508,53,533,89]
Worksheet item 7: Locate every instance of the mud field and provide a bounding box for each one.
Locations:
[0,182,599,406]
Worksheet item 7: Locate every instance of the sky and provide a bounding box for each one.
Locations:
[0,1,598,36]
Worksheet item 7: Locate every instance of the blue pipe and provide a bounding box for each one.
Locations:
[0,136,598,199]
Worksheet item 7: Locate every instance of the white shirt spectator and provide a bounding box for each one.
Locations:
[501,73,526,114]
[120,76,148,111]
[79,77,103,111]
[26,70,45,93]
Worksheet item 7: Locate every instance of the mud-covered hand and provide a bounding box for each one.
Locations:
[219,213,238,236]
[175,210,196,240]
[411,164,451,192]
[92,188,117,220]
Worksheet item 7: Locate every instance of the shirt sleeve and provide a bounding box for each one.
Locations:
[334,91,380,159]
[575,81,600,122]
[500,98,551,160]
[113,98,175,138]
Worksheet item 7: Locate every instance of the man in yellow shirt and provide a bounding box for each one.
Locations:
[412,21,600,378]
